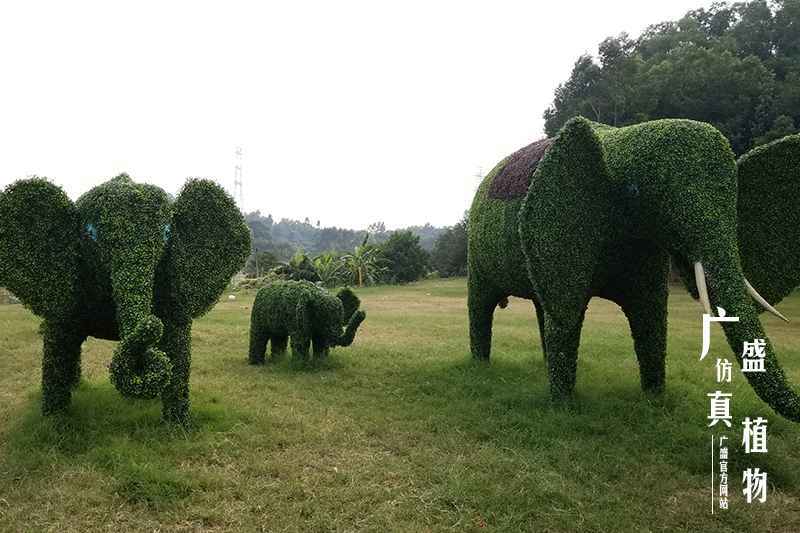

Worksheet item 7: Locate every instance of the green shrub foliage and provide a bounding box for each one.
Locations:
[430,213,468,277]
[737,134,800,306]
[272,253,321,283]
[0,174,250,423]
[469,116,800,422]
[380,230,429,283]
[248,280,366,364]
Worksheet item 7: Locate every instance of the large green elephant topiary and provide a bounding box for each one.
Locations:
[468,117,800,422]
[248,280,366,363]
[0,174,251,423]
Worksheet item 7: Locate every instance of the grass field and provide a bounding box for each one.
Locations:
[1,278,799,532]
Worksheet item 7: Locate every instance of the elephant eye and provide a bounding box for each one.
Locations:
[84,223,98,241]
[163,224,171,242]
[624,183,640,197]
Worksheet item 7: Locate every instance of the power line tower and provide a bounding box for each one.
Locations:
[233,146,244,208]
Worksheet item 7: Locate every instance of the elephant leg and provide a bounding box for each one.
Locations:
[542,306,588,399]
[64,325,85,389]
[616,261,670,394]
[290,334,310,361]
[41,320,85,414]
[312,337,329,359]
[160,320,192,424]
[532,295,547,362]
[604,245,670,394]
[248,324,269,365]
[468,275,503,360]
[624,301,667,394]
[270,335,288,359]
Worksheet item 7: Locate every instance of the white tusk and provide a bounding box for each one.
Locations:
[744,278,789,323]
[694,262,712,316]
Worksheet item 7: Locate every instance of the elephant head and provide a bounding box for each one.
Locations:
[519,117,800,422]
[0,174,251,401]
[334,288,367,347]
[298,286,366,350]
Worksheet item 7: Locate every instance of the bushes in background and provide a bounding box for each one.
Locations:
[379,231,429,284]
[430,212,468,277]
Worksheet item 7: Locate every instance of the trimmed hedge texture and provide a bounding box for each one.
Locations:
[737,134,800,306]
[0,174,250,423]
[469,116,800,422]
[248,280,366,364]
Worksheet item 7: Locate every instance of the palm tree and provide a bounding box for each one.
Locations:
[313,252,346,287]
[273,251,321,282]
[341,234,387,287]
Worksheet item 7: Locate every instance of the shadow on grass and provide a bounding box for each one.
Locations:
[381,356,800,491]
[2,381,250,508]
[241,352,346,375]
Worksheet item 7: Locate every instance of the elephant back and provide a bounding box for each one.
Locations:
[252,280,322,332]
[487,138,553,200]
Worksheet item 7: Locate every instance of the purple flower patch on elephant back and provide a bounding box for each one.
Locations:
[488,137,553,200]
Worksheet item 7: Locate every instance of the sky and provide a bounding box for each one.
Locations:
[0,0,713,230]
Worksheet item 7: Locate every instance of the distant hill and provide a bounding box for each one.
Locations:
[245,211,444,260]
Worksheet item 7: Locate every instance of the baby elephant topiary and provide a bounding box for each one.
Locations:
[248,280,366,363]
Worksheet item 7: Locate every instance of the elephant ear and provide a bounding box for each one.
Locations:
[336,287,360,322]
[737,134,800,307]
[161,179,251,319]
[519,117,612,322]
[0,178,81,319]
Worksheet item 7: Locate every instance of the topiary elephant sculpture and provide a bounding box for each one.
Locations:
[468,117,800,422]
[248,280,366,363]
[0,174,251,423]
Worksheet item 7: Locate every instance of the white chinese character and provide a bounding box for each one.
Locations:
[743,468,768,503]
[719,498,728,509]
[742,339,767,373]
[742,417,768,453]
[720,484,728,497]
[720,461,728,473]
[700,307,739,360]
[716,358,733,383]
[707,391,733,427]
[720,447,728,460]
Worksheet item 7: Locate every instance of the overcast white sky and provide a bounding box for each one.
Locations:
[0,1,712,229]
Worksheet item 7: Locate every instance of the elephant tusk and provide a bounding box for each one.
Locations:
[694,262,712,316]
[744,278,789,323]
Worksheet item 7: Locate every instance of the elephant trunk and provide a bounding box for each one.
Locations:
[107,245,172,399]
[702,249,800,422]
[337,310,366,347]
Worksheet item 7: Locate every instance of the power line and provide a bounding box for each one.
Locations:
[233,145,244,208]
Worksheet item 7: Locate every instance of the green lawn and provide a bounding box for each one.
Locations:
[1,278,799,532]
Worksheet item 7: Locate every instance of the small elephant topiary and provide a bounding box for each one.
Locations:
[0,174,251,424]
[248,280,366,363]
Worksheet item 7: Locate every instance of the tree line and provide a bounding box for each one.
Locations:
[544,0,800,155]
[244,0,798,288]
[243,212,469,286]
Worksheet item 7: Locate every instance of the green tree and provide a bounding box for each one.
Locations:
[313,252,346,287]
[342,235,387,287]
[431,212,468,277]
[245,250,278,277]
[273,252,321,282]
[754,114,797,145]
[380,230,429,284]
[544,0,800,154]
